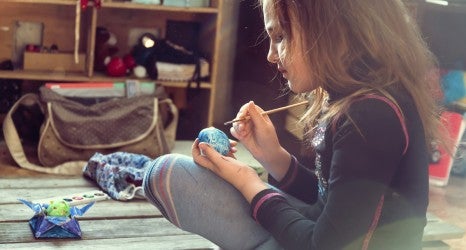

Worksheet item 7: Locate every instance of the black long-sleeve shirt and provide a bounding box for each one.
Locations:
[250,94,429,250]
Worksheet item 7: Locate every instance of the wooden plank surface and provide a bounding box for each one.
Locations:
[422,241,451,250]
[0,177,91,189]
[0,151,464,249]
[0,175,218,249]
[0,218,194,243]
[0,200,160,222]
[423,219,466,242]
[3,187,105,205]
[0,235,217,250]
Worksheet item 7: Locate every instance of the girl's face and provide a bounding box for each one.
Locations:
[262,0,314,93]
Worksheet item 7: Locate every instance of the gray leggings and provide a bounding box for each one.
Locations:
[142,153,283,250]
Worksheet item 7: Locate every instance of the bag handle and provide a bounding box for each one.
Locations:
[159,98,179,150]
[3,93,86,175]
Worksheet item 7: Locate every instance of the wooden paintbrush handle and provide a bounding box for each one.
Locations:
[224,100,308,125]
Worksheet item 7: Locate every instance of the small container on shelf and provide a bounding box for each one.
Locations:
[23,52,86,73]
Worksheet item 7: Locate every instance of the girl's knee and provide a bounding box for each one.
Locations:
[143,153,185,189]
[143,153,189,225]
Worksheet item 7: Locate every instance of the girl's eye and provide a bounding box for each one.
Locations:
[272,34,284,43]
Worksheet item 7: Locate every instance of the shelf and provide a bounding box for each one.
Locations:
[2,0,219,13]
[103,2,218,13]
[1,0,76,6]
[0,0,239,127]
[0,70,212,89]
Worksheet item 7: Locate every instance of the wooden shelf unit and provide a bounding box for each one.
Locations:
[0,0,239,127]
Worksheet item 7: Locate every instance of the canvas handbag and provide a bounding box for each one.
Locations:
[3,85,178,175]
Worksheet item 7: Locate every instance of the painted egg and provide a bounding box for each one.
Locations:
[46,200,70,217]
[197,127,230,156]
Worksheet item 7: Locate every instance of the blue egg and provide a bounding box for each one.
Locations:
[197,127,230,156]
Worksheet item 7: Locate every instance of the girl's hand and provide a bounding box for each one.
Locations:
[229,101,291,180]
[228,139,238,156]
[191,139,268,202]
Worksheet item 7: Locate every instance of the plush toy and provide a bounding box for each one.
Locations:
[133,65,147,78]
[94,26,119,72]
[123,54,137,70]
[106,57,127,77]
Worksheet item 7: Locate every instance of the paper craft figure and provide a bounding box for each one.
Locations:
[18,199,94,239]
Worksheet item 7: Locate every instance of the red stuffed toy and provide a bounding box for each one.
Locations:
[94,27,119,72]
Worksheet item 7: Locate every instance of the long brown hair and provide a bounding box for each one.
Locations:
[260,0,447,152]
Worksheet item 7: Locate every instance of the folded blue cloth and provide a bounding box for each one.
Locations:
[83,152,152,200]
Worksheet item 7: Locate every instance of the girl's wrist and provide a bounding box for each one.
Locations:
[260,147,291,180]
[238,177,269,203]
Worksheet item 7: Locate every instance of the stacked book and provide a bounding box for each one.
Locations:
[45,81,157,98]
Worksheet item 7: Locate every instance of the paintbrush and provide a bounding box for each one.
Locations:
[224,100,308,125]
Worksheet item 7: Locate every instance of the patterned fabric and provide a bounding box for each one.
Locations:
[35,86,178,167]
[312,121,329,202]
[83,152,152,200]
[143,154,182,227]
[40,87,156,146]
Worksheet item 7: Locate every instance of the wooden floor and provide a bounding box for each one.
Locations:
[0,141,220,250]
[0,177,217,250]
[0,141,465,249]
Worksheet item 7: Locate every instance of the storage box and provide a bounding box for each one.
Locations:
[163,0,210,7]
[23,52,86,72]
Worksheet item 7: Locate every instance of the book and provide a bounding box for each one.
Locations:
[45,81,156,98]
[429,111,466,186]
[45,82,126,98]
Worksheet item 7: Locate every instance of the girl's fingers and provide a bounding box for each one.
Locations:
[192,139,214,169]
[229,139,238,147]
[199,142,233,169]
[247,101,267,124]
[198,142,218,158]
[191,138,201,156]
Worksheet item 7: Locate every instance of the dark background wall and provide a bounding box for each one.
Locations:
[232,0,288,114]
[230,0,302,153]
[420,6,466,70]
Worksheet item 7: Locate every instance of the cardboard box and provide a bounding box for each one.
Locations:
[23,52,85,72]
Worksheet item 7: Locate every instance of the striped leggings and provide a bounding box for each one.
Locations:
[142,153,282,250]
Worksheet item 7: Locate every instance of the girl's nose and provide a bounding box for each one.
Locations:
[267,45,279,64]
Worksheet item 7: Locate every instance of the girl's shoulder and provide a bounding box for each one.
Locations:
[333,93,411,154]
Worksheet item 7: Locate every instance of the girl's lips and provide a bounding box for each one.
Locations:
[279,69,288,78]
[278,64,287,78]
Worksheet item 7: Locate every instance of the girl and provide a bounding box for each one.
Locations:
[143,0,445,249]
